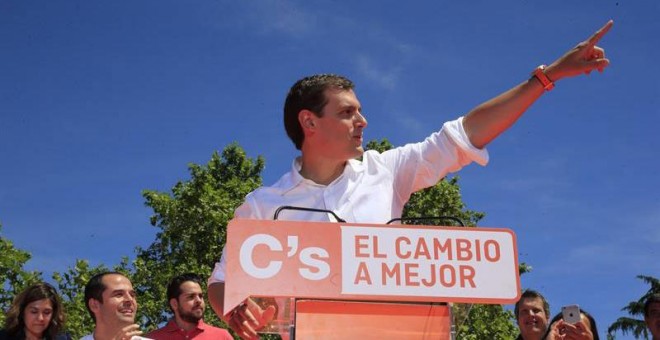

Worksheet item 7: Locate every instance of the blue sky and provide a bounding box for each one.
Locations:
[1,0,658,338]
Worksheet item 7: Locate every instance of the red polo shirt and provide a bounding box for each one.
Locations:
[147,319,233,340]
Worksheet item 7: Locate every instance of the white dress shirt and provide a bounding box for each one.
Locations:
[209,116,488,283]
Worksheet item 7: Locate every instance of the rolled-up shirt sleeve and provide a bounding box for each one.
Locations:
[445,116,489,166]
[379,116,489,206]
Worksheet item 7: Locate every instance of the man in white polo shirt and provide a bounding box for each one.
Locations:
[80,272,150,340]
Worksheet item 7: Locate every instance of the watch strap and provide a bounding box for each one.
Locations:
[532,64,554,91]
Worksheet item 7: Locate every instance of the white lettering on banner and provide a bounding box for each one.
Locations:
[240,234,283,279]
[299,247,330,280]
[239,234,331,280]
[287,235,298,257]
[341,226,517,299]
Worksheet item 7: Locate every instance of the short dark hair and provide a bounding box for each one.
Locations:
[84,271,125,323]
[645,293,660,317]
[544,308,600,340]
[514,289,550,319]
[283,74,354,150]
[4,282,66,340]
[166,273,204,312]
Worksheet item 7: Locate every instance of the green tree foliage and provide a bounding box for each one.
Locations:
[0,223,42,325]
[0,223,110,339]
[1,140,520,339]
[135,144,265,330]
[365,139,519,340]
[608,275,660,339]
[455,304,518,340]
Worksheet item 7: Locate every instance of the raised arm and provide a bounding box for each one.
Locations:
[463,20,613,149]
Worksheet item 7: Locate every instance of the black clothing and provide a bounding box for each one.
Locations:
[0,329,71,340]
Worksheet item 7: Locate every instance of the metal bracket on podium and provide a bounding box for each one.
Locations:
[274,205,346,222]
[387,216,465,226]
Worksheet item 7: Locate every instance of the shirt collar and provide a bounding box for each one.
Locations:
[164,319,207,332]
[281,157,365,194]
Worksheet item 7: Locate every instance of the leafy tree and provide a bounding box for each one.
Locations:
[455,304,518,340]
[366,139,519,339]
[135,144,265,331]
[134,140,509,338]
[0,223,42,325]
[0,229,41,325]
[0,222,113,338]
[1,139,523,339]
[30,139,510,339]
[608,275,660,339]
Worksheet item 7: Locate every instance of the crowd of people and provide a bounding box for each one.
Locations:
[0,273,232,340]
[514,290,660,340]
[1,280,659,339]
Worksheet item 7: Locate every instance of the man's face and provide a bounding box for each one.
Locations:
[94,274,137,328]
[517,297,548,340]
[309,88,367,161]
[646,302,660,339]
[173,281,205,324]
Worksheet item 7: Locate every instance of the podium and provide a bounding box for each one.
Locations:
[295,300,451,339]
[223,218,520,339]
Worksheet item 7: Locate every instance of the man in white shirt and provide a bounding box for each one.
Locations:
[209,21,614,339]
[80,272,150,340]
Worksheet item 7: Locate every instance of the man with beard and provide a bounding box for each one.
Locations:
[514,290,550,340]
[81,272,150,340]
[148,274,232,340]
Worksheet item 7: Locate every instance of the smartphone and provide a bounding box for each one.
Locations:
[561,304,581,324]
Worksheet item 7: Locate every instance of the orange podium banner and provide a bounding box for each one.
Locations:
[294,300,452,339]
[224,219,521,315]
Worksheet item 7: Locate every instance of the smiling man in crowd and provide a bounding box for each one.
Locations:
[515,290,550,340]
[81,272,150,340]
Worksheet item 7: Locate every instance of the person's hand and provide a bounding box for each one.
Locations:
[224,298,277,340]
[546,319,565,340]
[561,319,594,340]
[546,20,613,81]
[546,319,594,340]
[112,324,143,340]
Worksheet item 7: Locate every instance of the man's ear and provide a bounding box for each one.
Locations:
[298,109,317,131]
[89,299,101,314]
[170,298,178,312]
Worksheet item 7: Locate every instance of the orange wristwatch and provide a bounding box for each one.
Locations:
[531,64,554,91]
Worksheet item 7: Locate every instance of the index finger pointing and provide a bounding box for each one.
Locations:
[587,20,613,47]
